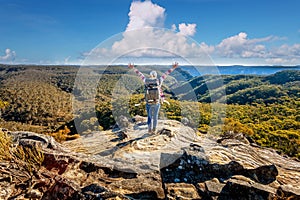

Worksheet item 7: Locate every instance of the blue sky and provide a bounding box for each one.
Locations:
[0,0,299,65]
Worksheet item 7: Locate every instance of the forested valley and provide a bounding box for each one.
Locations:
[0,64,299,158]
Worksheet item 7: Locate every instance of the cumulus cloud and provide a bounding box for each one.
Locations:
[171,24,177,32]
[82,0,300,65]
[90,26,212,62]
[126,0,165,31]
[215,32,300,64]
[263,44,300,65]
[94,28,204,58]
[178,23,197,36]
[82,0,211,65]
[199,42,215,54]
[273,44,300,58]
[216,32,274,58]
[0,48,16,62]
[213,32,300,65]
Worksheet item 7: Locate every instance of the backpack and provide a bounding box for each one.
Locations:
[145,78,160,104]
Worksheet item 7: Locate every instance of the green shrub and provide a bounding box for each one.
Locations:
[0,129,45,174]
[0,129,12,160]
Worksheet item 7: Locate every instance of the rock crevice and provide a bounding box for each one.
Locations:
[1,118,300,199]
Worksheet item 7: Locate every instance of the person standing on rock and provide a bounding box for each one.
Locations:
[128,62,179,134]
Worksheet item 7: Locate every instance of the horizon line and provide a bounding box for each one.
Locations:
[1,63,300,67]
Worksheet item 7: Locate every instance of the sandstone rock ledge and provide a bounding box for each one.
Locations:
[1,117,299,200]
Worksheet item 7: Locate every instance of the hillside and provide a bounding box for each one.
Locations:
[0,65,299,157]
[0,64,299,199]
[172,70,300,104]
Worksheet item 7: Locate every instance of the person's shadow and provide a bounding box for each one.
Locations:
[99,131,151,156]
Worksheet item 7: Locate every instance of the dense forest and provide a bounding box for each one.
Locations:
[0,64,299,159]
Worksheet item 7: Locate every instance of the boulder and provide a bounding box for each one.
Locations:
[165,183,200,199]
[1,118,300,199]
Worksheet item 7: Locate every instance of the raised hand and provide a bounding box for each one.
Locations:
[172,62,179,68]
[128,63,134,69]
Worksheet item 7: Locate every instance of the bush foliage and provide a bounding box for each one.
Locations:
[0,129,44,174]
[0,64,299,159]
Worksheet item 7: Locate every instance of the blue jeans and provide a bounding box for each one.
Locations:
[146,103,160,131]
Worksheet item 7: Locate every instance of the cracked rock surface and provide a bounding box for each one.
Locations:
[1,117,300,199]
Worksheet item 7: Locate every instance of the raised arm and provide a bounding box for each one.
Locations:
[128,63,146,82]
[160,62,179,84]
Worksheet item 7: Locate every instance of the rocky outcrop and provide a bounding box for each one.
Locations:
[1,117,300,199]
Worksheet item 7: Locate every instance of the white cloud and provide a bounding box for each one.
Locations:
[171,24,177,32]
[216,32,273,58]
[87,27,212,63]
[178,23,197,36]
[264,43,300,65]
[199,42,215,54]
[82,0,214,65]
[82,1,300,66]
[0,48,16,62]
[126,0,165,31]
[93,28,200,57]
[213,32,300,65]
[272,44,300,58]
